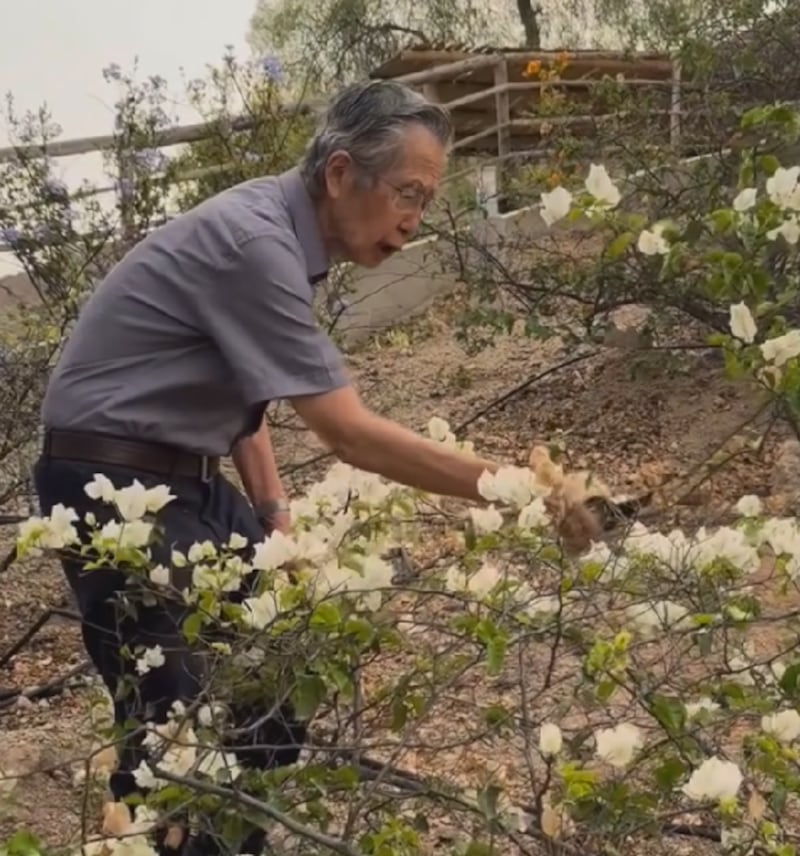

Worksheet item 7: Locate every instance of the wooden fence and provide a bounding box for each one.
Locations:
[0,46,684,251]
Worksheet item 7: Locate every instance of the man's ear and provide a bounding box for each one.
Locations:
[583,492,654,532]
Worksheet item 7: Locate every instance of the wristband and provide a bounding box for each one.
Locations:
[255,498,290,519]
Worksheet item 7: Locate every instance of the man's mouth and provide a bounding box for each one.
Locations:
[378,241,401,256]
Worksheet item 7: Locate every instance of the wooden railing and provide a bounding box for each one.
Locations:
[0,51,684,252]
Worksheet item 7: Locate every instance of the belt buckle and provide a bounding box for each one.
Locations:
[199,455,212,483]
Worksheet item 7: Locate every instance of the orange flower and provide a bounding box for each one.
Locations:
[524,59,542,78]
[546,171,562,188]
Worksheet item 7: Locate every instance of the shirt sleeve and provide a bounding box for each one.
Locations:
[198,230,350,406]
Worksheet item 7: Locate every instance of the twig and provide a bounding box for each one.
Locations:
[278,350,600,477]
[0,607,80,669]
[0,659,91,708]
[154,768,361,856]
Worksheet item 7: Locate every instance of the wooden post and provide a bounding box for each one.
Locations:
[669,57,682,149]
[493,58,511,213]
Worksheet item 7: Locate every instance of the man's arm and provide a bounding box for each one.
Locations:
[231,414,290,532]
[290,385,498,503]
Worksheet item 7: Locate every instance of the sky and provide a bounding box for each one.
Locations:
[0,0,257,274]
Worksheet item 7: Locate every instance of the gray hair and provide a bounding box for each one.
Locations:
[300,80,453,197]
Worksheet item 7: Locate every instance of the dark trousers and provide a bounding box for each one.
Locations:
[33,453,306,855]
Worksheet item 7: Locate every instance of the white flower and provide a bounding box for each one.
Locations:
[636,222,670,255]
[517,498,549,529]
[251,530,299,570]
[762,709,800,743]
[625,600,691,636]
[733,187,757,212]
[427,416,456,445]
[767,217,800,244]
[114,480,149,521]
[97,519,153,550]
[761,329,800,366]
[594,723,643,768]
[188,540,217,563]
[135,645,165,675]
[445,562,501,598]
[539,722,563,756]
[585,163,621,207]
[682,756,742,801]
[469,505,504,534]
[84,473,116,503]
[729,302,757,343]
[735,494,762,517]
[196,748,241,782]
[540,186,572,226]
[477,466,544,509]
[684,697,720,719]
[144,484,176,513]
[766,166,800,210]
[41,504,79,549]
[133,761,159,790]
[228,532,248,550]
[149,564,170,586]
[241,590,279,630]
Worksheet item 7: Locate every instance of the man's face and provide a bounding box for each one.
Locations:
[322,124,448,268]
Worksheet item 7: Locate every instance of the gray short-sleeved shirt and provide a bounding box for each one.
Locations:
[41,167,350,456]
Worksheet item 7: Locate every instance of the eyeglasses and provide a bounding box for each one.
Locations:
[379,177,436,213]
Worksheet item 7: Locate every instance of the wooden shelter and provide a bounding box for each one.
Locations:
[370,43,681,158]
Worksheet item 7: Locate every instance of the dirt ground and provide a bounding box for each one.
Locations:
[0,288,796,853]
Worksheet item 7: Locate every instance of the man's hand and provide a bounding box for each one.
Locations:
[547,496,604,556]
[232,416,290,533]
[254,498,292,535]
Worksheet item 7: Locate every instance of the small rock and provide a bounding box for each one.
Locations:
[15,695,35,711]
[38,698,50,709]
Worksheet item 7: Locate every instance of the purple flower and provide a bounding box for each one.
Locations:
[43,177,69,203]
[260,54,284,84]
[133,148,167,172]
[103,63,122,82]
[33,223,53,243]
[1,227,20,246]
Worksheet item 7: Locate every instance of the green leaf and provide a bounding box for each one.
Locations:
[650,694,686,733]
[758,154,781,176]
[486,636,507,675]
[1,832,42,856]
[779,660,800,697]
[605,231,634,259]
[654,757,687,790]
[464,844,492,856]
[292,672,327,720]
[476,783,502,820]
[310,600,341,630]
[182,611,203,644]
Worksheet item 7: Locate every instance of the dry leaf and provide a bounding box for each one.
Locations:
[102,801,132,836]
[747,788,767,821]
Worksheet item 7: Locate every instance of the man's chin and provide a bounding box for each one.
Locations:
[351,245,399,268]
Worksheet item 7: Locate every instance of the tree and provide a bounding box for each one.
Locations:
[247,0,520,91]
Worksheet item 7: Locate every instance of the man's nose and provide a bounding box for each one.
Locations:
[399,208,423,237]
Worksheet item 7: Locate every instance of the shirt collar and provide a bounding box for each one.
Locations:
[278,167,329,284]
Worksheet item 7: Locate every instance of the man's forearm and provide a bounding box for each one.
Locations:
[339,412,499,503]
[231,416,286,507]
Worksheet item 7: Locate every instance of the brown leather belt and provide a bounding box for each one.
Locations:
[42,429,221,482]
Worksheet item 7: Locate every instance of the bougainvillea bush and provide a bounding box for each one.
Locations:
[11,372,800,856]
[5,51,800,856]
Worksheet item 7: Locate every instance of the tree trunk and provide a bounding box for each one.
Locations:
[516,0,542,48]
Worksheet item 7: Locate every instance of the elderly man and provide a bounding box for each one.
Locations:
[34,79,599,854]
